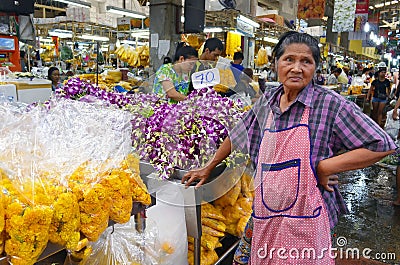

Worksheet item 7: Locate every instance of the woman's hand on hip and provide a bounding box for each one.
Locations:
[318,174,339,192]
[316,160,338,192]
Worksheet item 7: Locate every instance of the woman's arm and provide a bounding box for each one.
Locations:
[161,80,187,102]
[317,148,394,191]
[367,84,374,100]
[387,81,392,97]
[182,137,232,187]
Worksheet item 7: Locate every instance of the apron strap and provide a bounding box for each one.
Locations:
[266,106,310,129]
[265,110,274,129]
[300,106,310,124]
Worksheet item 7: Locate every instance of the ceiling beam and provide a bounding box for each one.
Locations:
[258,0,280,10]
[34,3,66,12]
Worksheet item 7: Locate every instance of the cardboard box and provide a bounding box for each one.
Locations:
[257,14,284,26]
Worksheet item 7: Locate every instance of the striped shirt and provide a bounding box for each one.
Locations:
[230,82,397,228]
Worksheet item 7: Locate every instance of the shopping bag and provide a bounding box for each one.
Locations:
[146,182,188,265]
[384,109,400,140]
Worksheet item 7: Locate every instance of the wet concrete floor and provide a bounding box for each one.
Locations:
[333,165,400,265]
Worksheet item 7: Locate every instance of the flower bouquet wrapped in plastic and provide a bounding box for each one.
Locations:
[0,99,151,263]
[83,217,160,265]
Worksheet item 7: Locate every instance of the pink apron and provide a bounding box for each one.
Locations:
[250,107,334,264]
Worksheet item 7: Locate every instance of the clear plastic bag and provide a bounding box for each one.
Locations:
[146,182,188,265]
[385,109,400,140]
[0,99,150,264]
[82,216,160,265]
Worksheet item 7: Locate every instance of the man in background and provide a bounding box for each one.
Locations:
[188,37,224,93]
[327,68,342,85]
[230,51,244,83]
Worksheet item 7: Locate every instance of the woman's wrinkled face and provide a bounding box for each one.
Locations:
[277,43,316,91]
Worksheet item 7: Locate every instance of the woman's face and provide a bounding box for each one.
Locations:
[379,70,386,79]
[277,43,316,91]
[51,70,60,84]
[178,56,198,73]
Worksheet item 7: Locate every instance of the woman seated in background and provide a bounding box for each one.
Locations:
[48,66,61,92]
[314,69,325,85]
[153,43,198,103]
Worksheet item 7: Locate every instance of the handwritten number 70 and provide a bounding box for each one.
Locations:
[194,71,215,84]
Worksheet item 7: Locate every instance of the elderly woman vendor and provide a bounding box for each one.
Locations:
[182,31,396,264]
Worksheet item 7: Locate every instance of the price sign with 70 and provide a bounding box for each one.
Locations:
[191,68,220,90]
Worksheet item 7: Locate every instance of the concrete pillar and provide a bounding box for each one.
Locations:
[325,3,338,45]
[340,32,349,50]
[149,0,182,73]
[250,0,257,17]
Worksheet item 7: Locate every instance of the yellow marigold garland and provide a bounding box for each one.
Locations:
[5,202,53,265]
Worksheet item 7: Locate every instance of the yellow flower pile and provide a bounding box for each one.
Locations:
[215,171,254,237]
[68,154,151,242]
[0,176,54,265]
[48,191,81,250]
[226,31,242,58]
[68,165,113,242]
[0,152,151,264]
[16,178,82,251]
[213,69,237,94]
[255,47,268,66]
[5,202,53,265]
[121,153,152,206]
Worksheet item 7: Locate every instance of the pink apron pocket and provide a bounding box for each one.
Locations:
[261,159,300,212]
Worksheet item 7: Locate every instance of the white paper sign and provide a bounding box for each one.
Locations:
[191,68,220,89]
[215,56,232,70]
[151,33,159,48]
[158,40,170,60]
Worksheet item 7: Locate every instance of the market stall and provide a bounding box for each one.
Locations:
[7,79,52,104]
[0,73,253,265]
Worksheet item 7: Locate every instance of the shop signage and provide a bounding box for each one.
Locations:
[355,0,369,14]
[191,68,220,90]
[303,26,324,37]
[117,17,131,31]
[236,19,253,37]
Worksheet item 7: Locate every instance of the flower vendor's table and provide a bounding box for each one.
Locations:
[0,84,17,101]
[5,79,52,104]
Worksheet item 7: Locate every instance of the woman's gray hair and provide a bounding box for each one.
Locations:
[272,31,320,69]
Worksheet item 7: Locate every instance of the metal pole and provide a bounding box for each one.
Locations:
[96,41,99,86]
[194,237,201,265]
[193,203,201,265]
[213,239,240,265]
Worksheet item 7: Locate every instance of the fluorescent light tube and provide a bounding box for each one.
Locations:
[80,34,110,42]
[121,40,148,45]
[238,15,260,28]
[130,29,150,38]
[54,0,91,8]
[204,27,224,33]
[106,6,146,19]
[263,37,279,44]
[49,29,73,38]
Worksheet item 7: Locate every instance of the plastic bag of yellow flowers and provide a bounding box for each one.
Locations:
[84,216,161,265]
[0,100,152,264]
